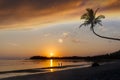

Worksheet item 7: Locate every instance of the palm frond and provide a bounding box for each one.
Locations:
[81,13,88,19]
[95,19,101,23]
[97,22,103,26]
[94,19,103,26]
[94,8,99,16]
[79,23,86,28]
[79,21,90,28]
[96,15,105,20]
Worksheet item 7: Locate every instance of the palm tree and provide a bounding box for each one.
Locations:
[80,8,120,41]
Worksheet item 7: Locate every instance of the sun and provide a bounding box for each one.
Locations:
[50,52,54,57]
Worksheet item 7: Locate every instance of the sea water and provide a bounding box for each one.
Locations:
[0,59,90,79]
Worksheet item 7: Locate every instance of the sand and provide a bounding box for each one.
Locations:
[0,61,120,80]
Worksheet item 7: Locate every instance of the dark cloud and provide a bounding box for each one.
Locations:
[0,0,81,27]
[102,0,120,11]
[0,0,119,29]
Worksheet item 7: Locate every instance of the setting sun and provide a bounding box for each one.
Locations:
[50,52,54,57]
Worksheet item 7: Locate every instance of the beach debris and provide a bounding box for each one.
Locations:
[91,62,100,67]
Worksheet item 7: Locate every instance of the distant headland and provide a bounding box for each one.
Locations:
[30,50,120,61]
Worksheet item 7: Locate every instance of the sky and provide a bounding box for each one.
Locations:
[0,0,120,59]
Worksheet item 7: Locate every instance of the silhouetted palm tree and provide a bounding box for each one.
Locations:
[80,8,120,41]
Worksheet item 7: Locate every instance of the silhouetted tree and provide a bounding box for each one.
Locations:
[80,8,120,41]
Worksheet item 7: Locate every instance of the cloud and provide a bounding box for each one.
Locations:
[61,32,70,39]
[72,38,81,43]
[0,0,81,29]
[8,42,19,47]
[100,0,120,11]
[58,38,63,43]
[44,33,51,37]
[0,0,119,29]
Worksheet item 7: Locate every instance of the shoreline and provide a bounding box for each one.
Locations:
[0,63,90,74]
[0,63,90,79]
[1,60,120,80]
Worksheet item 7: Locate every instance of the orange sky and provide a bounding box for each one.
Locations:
[0,0,120,59]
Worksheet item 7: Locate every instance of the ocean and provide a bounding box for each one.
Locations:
[0,59,91,79]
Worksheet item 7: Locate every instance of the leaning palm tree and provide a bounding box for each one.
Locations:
[80,8,120,41]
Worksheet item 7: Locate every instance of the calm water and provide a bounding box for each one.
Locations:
[0,59,90,71]
[0,59,91,79]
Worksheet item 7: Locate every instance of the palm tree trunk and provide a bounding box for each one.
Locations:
[91,26,120,41]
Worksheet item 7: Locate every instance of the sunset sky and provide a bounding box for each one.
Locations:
[0,0,120,59]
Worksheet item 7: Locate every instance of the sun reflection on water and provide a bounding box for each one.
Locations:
[50,59,53,72]
[50,59,53,67]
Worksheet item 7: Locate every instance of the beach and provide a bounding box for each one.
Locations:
[0,60,120,80]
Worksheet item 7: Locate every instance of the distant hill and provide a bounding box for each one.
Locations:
[30,56,48,59]
[30,56,83,60]
[93,50,120,59]
[30,50,120,60]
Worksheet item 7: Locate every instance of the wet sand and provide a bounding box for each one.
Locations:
[0,61,120,80]
[0,64,88,74]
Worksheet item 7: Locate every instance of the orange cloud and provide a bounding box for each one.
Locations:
[0,0,119,29]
